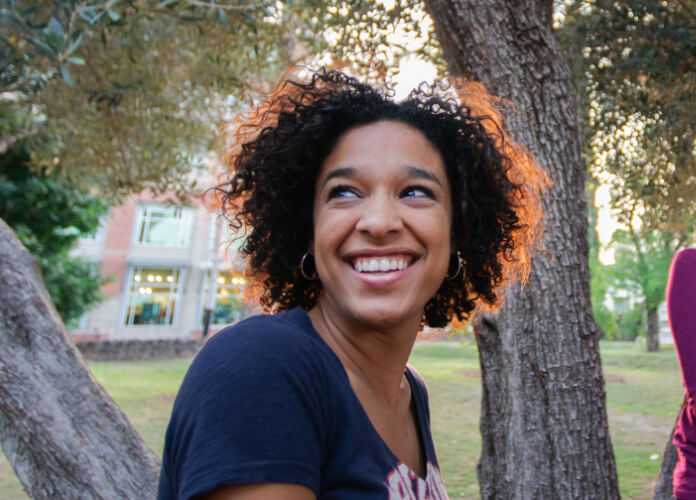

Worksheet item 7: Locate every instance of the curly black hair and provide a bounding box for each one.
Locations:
[217,69,546,327]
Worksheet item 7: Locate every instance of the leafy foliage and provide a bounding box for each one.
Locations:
[1,0,436,199]
[0,141,108,324]
[560,0,696,229]
[609,227,687,311]
[604,224,691,343]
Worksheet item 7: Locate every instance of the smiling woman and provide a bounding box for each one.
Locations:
[157,69,547,500]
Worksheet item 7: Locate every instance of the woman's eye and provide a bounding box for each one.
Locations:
[401,186,435,199]
[327,186,360,200]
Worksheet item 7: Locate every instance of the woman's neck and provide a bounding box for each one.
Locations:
[308,300,421,407]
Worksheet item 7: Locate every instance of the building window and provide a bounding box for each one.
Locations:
[135,204,193,247]
[202,270,248,325]
[125,267,182,326]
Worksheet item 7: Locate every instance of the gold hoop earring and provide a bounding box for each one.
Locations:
[300,252,317,280]
[447,251,464,280]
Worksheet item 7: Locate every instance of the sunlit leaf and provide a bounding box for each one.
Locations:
[59,64,74,86]
[107,9,121,22]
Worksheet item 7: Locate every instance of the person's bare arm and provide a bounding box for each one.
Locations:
[199,483,316,500]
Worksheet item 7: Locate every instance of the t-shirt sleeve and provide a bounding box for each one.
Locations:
[159,318,329,500]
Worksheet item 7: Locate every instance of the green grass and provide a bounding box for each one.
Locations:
[0,341,683,499]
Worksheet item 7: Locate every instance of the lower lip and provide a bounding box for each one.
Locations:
[349,260,418,288]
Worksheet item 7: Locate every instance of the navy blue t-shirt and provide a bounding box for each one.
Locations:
[158,307,449,500]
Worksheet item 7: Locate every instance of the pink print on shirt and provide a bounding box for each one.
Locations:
[386,462,450,500]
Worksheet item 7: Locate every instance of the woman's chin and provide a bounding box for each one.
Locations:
[348,303,422,332]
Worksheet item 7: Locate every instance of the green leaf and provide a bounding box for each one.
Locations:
[59,64,75,86]
[107,9,121,22]
[45,25,66,50]
[47,17,64,38]
[78,6,100,24]
[68,56,85,65]
[26,36,56,57]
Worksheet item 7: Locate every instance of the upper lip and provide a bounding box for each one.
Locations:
[342,248,421,262]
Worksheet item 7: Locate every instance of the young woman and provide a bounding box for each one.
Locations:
[157,69,545,500]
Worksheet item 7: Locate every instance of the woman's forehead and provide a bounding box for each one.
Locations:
[317,120,448,182]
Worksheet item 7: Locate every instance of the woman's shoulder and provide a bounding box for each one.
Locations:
[405,364,428,394]
[204,308,319,355]
[187,308,332,384]
[405,364,431,417]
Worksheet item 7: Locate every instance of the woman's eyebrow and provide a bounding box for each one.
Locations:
[404,165,442,186]
[322,166,356,187]
[321,164,442,187]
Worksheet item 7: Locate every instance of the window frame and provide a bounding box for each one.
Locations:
[122,265,187,327]
[133,203,194,248]
[199,269,248,326]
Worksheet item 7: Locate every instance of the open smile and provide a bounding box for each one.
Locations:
[350,254,416,273]
[343,252,420,286]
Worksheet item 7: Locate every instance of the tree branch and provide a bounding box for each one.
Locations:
[182,0,275,11]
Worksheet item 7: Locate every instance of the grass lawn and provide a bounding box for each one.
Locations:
[0,341,682,499]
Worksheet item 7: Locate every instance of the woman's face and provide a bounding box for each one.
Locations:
[312,120,453,330]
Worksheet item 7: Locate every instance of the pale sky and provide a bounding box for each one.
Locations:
[393,56,438,101]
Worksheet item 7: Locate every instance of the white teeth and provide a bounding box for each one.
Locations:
[352,256,410,273]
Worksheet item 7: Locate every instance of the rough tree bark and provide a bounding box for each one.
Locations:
[0,218,159,499]
[654,417,678,500]
[647,306,660,352]
[424,1,620,498]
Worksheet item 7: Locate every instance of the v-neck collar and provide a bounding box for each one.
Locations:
[289,307,431,481]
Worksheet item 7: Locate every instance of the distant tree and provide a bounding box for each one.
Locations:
[608,220,692,352]
[0,141,107,325]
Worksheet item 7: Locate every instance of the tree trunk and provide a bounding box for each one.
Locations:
[0,218,159,499]
[647,305,660,352]
[654,419,678,500]
[424,1,620,498]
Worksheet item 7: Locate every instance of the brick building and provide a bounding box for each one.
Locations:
[71,192,250,342]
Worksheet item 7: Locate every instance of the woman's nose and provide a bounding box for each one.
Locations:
[355,196,403,238]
